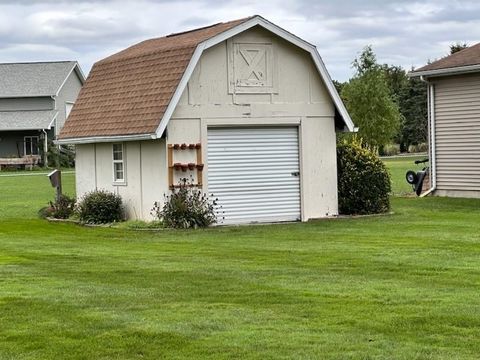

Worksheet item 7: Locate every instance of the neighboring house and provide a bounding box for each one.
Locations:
[411,43,480,198]
[58,15,355,224]
[0,61,85,167]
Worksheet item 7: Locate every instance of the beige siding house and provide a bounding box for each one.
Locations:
[411,43,480,198]
[58,16,355,224]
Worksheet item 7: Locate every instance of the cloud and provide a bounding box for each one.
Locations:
[0,0,478,81]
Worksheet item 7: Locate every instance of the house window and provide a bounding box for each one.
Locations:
[24,136,39,156]
[112,143,125,183]
[65,102,74,118]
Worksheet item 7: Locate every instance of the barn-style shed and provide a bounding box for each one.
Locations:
[58,15,355,224]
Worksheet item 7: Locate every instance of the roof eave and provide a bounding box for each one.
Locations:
[56,133,158,145]
[409,63,480,78]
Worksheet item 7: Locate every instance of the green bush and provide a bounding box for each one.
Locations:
[51,195,76,219]
[151,178,219,229]
[408,142,428,153]
[337,139,391,215]
[381,143,400,156]
[77,190,123,224]
[38,195,76,219]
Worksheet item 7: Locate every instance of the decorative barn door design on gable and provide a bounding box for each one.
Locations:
[236,45,269,87]
[228,40,276,94]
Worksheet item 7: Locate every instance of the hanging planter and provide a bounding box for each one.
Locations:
[181,164,188,172]
[195,143,201,149]
[188,163,196,171]
[180,143,187,150]
[173,163,182,171]
[196,163,204,171]
[173,144,180,150]
[188,143,196,149]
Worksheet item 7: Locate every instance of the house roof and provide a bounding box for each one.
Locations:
[411,42,480,77]
[0,61,84,98]
[0,110,57,131]
[59,16,355,143]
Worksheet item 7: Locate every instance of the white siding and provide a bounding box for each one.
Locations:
[434,73,480,193]
[75,139,167,220]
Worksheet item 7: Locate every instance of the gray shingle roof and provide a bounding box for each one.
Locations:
[0,110,57,130]
[0,61,79,98]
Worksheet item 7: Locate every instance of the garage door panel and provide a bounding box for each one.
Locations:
[208,127,301,224]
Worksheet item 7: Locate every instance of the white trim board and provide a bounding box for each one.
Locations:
[409,64,480,78]
[56,133,156,145]
[55,62,86,97]
[155,15,355,137]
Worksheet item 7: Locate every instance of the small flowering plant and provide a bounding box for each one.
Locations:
[151,177,222,229]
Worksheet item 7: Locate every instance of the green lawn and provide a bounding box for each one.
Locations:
[382,155,427,196]
[1,167,480,359]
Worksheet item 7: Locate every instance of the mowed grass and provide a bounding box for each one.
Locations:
[0,171,75,219]
[383,155,427,196]
[1,167,480,359]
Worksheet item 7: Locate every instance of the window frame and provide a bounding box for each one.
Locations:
[24,136,39,156]
[65,101,75,119]
[112,143,126,185]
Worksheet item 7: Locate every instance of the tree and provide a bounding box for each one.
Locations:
[450,42,468,54]
[341,46,402,149]
[398,74,428,148]
[333,80,345,95]
[381,64,427,151]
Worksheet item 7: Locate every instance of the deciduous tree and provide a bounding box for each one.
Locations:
[341,46,401,149]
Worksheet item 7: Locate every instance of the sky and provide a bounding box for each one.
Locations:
[0,0,479,81]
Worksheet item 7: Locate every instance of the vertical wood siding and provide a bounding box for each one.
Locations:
[434,73,480,191]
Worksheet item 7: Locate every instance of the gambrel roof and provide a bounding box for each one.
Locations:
[58,16,355,144]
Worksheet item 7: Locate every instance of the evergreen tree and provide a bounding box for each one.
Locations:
[381,64,427,150]
[450,42,468,54]
[398,74,428,149]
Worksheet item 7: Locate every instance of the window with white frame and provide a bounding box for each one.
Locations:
[65,102,74,118]
[24,136,39,156]
[112,143,125,183]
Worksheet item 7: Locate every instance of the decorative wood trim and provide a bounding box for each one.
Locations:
[167,144,174,188]
[167,143,203,189]
[196,144,203,186]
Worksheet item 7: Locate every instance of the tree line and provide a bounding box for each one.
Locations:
[336,43,468,153]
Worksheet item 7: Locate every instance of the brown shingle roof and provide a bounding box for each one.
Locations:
[59,17,252,140]
[413,42,480,74]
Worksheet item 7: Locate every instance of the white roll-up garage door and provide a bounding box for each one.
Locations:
[207,127,301,224]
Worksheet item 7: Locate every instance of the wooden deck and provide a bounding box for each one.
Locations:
[0,156,41,171]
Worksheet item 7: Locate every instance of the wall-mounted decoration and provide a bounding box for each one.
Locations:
[228,39,277,94]
[168,143,204,188]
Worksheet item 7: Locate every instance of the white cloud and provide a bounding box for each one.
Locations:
[0,0,478,81]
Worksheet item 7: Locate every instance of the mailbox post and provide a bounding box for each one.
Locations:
[47,169,62,202]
